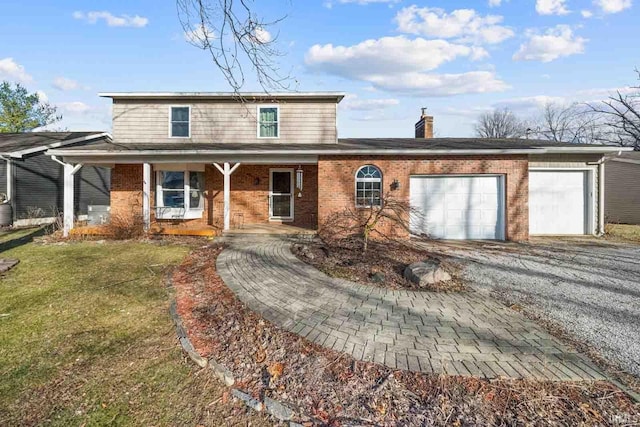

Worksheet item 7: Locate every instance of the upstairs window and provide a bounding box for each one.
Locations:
[355,165,382,207]
[170,106,190,138]
[258,106,279,138]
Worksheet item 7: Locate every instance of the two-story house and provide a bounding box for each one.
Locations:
[48,92,630,240]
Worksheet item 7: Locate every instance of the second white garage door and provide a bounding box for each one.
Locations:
[409,176,505,240]
[529,170,590,235]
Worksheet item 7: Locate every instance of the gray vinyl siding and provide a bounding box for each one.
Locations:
[13,153,110,220]
[75,166,111,214]
[605,161,640,224]
[0,160,6,196]
[112,99,338,144]
[528,153,602,233]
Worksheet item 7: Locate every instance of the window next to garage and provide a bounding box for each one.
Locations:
[169,106,190,138]
[355,165,382,207]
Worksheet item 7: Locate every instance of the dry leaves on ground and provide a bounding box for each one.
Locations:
[172,245,639,426]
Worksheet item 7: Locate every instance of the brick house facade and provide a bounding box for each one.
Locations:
[317,155,529,241]
[50,92,626,239]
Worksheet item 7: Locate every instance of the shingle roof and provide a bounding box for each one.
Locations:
[50,137,628,155]
[0,132,108,156]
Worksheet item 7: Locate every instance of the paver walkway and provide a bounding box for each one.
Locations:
[217,235,605,381]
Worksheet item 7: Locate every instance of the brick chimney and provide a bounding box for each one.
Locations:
[415,107,434,139]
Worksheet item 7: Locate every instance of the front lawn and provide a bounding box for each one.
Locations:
[0,229,268,426]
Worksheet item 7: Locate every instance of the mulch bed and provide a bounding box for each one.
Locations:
[172,245,640,426]
[291,237,466,291]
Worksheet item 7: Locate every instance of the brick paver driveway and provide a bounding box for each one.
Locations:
[217,235,604,380]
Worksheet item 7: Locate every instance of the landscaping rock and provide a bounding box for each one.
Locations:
[370,272,385,283]
[404,259,451,287]
[209,359,235,386]
[264,396,294,421]
[231,389,263,411]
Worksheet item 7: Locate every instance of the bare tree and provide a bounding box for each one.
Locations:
[533,102,603,144]
[176,0,293,93]
[586,69,640,149]
[319,194,421,253]
[474,108,528,139]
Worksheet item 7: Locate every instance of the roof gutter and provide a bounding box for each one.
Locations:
[47,146,634,157]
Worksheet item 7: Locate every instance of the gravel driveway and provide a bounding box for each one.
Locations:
[418,238,640,377]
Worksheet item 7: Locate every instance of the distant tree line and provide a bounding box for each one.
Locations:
[474,70,640,150]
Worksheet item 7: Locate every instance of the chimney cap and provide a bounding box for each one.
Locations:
[421,107,428,116]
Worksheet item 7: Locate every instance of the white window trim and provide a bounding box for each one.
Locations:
[355,165,383,208]
[155,170,204,220]
[257,104,280,139]
[168,105,191,139]
[269,168,294,221]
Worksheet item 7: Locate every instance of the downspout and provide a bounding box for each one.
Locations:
[588,154,613,236]
[599,159,605,236]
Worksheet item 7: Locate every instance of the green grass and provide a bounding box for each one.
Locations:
[0,229,267,426]
[606,223,640,242]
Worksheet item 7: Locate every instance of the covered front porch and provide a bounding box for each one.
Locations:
[57,156,319,238]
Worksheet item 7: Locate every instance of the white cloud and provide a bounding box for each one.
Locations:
[306,36,507,96]
[254,27,272,43]
[341,95,400,111]
[184,24,215,46]
[368,71,509,96]
[536,0,570,15]
[581,9,594,17]
[73,11,148,28]
[395,6,514,45]
[594,0,633,13]
[59,102,92,114]
[0,57,33,83]
[306,36,486,76]
[513,25,586,62]
[36,90,48,103]
[488,0,503,7]
[52,77,85,91]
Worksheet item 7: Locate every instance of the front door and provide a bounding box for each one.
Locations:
[269,169,294,221]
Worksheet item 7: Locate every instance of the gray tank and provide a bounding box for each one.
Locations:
[0,203,12,226]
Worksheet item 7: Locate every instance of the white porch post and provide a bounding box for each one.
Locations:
[142,163,151,231]
[213,162,241,231]
[62,162,83,237]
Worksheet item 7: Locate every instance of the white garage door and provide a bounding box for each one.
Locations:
[529,170,589,235]
[409,176,505,240]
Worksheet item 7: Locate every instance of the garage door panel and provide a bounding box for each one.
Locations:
[410,176,504,240]
[529,171,588,235]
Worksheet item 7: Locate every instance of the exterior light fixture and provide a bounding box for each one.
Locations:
[296,166,303,197]
[391,179,400,191]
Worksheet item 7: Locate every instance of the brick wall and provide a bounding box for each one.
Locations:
[110,164,143,220]
[209,164,318,228]
[317,155,529,241]
[110,163,318,230]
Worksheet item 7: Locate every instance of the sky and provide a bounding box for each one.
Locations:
[0,0,637,138]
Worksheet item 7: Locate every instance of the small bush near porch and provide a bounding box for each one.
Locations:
[0,229,268,426]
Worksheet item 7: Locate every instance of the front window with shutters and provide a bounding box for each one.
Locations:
[169,106,190,138]
[257,105,279,138]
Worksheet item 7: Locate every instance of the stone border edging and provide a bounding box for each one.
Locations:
[167,276,300,424]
